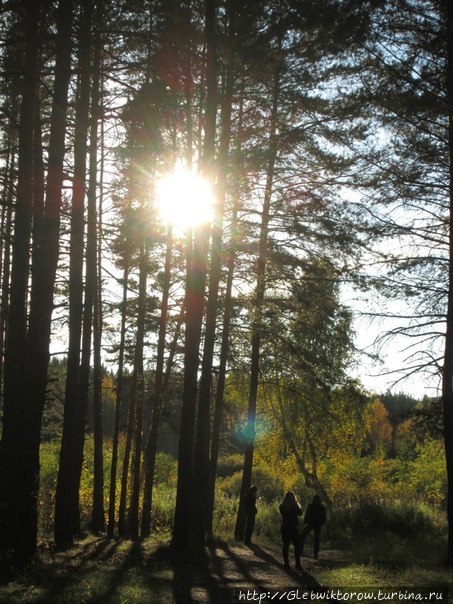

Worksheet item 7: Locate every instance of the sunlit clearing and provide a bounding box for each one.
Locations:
[156,167,213,231]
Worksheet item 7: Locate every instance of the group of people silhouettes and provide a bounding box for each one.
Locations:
[243,487,326,569]
[279,491,326,568]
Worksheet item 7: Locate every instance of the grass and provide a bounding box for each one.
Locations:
[314,563,452,604]
[0,531,451,604]
[317,563,391,588]
[0,536,176,603]
[1,494,451,602]
[313,537,452,600]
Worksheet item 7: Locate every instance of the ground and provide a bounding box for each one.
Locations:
[171,541,324,602]
[0,537,451,603]
[0,537,329,603]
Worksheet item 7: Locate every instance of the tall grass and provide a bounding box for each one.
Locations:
[324,500,446,565]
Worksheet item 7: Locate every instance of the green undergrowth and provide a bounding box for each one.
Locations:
[4,447,447,602]
[1,529,451,604]
[315,561,453,595]
[0,535,173,603]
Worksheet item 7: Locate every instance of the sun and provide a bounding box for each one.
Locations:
[156,166,214,231]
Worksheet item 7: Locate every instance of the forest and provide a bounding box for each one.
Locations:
[0,0,452,601]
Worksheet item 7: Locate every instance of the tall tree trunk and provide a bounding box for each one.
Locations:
[107,261,129,537]
[0,0,43,554]
[91,98,105,533]
[207,85,244,538]
[443,0,453,565]
[128,241,148,539]
[0,112,17,399]
[171,0,217,552]
[118,368,136,536]
[234,55,282,541]
[0,0,73,560]
[23,0,74,554]
[54,0,93,547]
[0,192,12,402]
[30,95,45,267]
[171,231,209,550]
[72,1,103,536]
[141,227,173,537]
[118,247,145,537]
[91,299,105,533]
[183,4,193,169]
[192,7,233,545]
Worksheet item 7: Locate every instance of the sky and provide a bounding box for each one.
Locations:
[350,306,442,399]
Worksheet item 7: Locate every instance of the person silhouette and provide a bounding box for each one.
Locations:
[300,494,326,559]
[243,485,258,546]
[279,491,303,569]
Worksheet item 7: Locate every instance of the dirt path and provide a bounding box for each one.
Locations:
[0,537,334,603]
[168,541,328,603]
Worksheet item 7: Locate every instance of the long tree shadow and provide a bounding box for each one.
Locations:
[250,544,323,590]
[38,538,172,603]
[1,538,329,603]
[32,537,123,603]
[153,544,233,603]
[0,536,118,588]
[207,541,241,588]
[170,541,328,602]
[208,541,271,597]
[216,542,277,589]
[87,539,148,604]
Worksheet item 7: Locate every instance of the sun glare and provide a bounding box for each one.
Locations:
[156,167,213,231]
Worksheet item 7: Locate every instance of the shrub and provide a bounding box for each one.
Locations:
[353,501,436,536]
[212,489,239,539]
[211,491,282,543]
[323,499,445,557]
[154,452,177,486]
[255,501,281,542]
[151,484,176,531]
[38,440,60,538]
[219,466,285,503]
[403,440,447,505]
[216,454,244,478]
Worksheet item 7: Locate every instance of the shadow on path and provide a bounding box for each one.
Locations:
[217,542,271,589]
[35,537,122,603]
[1,537,329,603]
[154,540,319,602]
[250,544,323,590]
[170,547,231,603]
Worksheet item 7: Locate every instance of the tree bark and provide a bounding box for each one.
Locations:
[1,0,74,560]
[71,0,103,537]
[107,261,129,537]
[55,0,93,547]
[207,85,244,538]
[141,227,173,537]
[118,368,136,536]
[0,0,43,554]
[128,241,148,539]
[191,0,218,549]
[171,231,210,550]
[171,0,217,552]
[443,0,453,565]
[192,2,233,545]
[0,105,18,401]
[91,92,106,533]
[234,54,282,541]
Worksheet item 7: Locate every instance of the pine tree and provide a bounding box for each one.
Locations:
[55,0,94,548]
[0,0,74,560]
